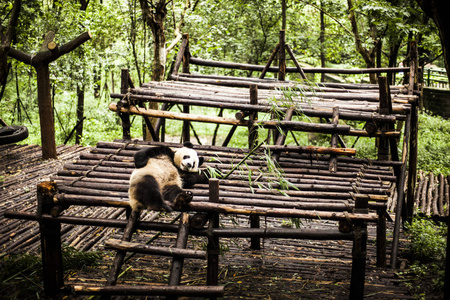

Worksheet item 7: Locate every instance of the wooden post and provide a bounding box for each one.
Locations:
[350,196,368,299]
[406,41,419,223]
[182,105,190,143]
[182,33,190,74]
[119,69,131,140]
[376,208,387,267]
[248,85,259,149]
[248,85,261,250]
[37,181,64,299]
[329,107,339,172]
[377,76,391,161]
[349,221,367,299]
[207,178,220,296]
[444,215,450,299]
[278,30,286,81]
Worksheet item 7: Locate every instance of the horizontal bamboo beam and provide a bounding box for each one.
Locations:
[212,227,354,240]
[105,239,206,259]
[69,284,224,297]
[263,145,356,156]
[5,211,362,239]
[110,103,402,137]
[187,57,409,74]
[185,202,379,222]
[110,92,402,122]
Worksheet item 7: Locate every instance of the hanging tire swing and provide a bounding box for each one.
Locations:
[0,125,29,145]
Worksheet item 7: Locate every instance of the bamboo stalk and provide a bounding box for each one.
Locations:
[104,239,206,259]
[438,174,445,216]
[426,173,434,216]
[187,56,408,74]
[70,285,224,297]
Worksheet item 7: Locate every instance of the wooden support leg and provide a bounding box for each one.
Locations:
[349,222,367,299]
[168,212,190,290]
[207,179,220,299]
[37,181,64,299]
[105,210,140,288]
[40,218,64,298]
[182,105,190,143]
[250,215,261,250]
[273,107,295,162]
[222,125,237,147]
[376,208,387,267]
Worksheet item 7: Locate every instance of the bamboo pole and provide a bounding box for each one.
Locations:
[168,212,191,290]
[104,238,205,259]
[70,285,224,297]
[187,56,409,74]
[111,91,403,122]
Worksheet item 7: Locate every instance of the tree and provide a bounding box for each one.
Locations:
[0,0,21,93]
[8,31,91,159]
[416,0,450,82]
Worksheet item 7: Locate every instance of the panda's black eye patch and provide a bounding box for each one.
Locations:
[183,155,190,159]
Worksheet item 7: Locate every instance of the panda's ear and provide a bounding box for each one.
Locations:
[134,148,150,168]
[198,156,204,167]
[183,141,194,148]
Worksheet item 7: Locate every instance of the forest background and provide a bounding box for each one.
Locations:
[1,0,450,174]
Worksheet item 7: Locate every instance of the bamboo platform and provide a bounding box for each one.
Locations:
[1,141,415,299]
[3,32,425,299]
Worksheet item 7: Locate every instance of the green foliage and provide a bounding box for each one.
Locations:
[399,217,447,297]
[0,245,103,299]
[405,217,447,263]
[417,112,450,175]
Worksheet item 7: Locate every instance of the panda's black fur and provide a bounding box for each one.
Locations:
[129,142,208,212]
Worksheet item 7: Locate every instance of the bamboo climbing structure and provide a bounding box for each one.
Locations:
[5,31,421,299]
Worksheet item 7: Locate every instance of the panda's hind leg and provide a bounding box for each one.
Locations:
[162,185,193,210]
[131,175,173,212]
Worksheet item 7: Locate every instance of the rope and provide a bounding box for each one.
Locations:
[69,141,133,186]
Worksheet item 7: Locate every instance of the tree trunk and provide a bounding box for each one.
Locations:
[320,0,326,82]
[139,0,168,141]
[36,64,57,159]
[0,0,21,85]
[76,83,84,144]
[347,0,377,83]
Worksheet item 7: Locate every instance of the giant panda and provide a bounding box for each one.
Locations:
[129,142,209,212]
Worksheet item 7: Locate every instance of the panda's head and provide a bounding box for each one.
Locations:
[174,142,204,172]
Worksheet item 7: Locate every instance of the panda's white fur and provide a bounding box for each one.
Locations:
[129,143,204,212]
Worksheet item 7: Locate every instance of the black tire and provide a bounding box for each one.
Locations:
[0,125,29,145]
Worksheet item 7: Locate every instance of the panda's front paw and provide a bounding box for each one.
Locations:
[173,190,193,210]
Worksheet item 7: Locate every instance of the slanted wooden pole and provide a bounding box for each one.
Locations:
[105,210,140,289]
[182,33,190,74]
[259,44,280,79]
[167,212,190,298]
